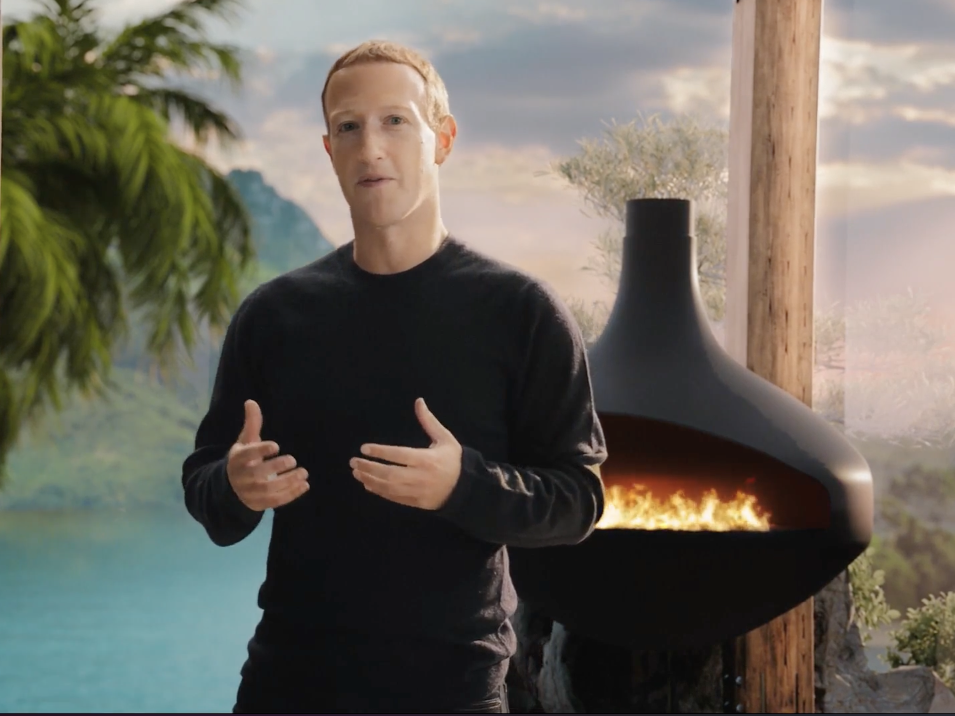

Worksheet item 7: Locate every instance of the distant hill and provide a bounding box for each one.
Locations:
[0,171,336,510]
[228,168,335,275]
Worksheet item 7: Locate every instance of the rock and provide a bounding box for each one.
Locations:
[538,623,576,713]
[815,572,955,713]
[930,673,955,713]
[510,601,723,713]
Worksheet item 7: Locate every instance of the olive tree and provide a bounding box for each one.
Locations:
[546,112,729,342]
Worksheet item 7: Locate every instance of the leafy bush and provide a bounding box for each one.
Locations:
[887,592,955,690]
[847,545,900,642]
[871,499,955,610]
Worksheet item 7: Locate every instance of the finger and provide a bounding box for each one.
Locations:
[353,468,413,504]
[231,440,280,466]
[415,398,452,443]
[263,467,309,491]
[359,443,425,466]
[259,472,310,509]
[238,399,263,444]
[252,453,298,481]
[350,457,404,480]
[251,468,308,500]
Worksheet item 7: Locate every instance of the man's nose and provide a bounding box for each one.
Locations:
[357,128,385,162]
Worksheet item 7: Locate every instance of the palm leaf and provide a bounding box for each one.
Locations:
[0,0,255,480]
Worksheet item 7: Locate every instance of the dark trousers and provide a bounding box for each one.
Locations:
[233,678,509,713]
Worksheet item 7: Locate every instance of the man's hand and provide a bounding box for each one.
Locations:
[227,399,309,511]
[351,398,462,510]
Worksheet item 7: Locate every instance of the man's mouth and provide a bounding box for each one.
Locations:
[358,176,392,187]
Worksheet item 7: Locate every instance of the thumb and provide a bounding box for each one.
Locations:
[415,398,450,444]
[238,399,263,444]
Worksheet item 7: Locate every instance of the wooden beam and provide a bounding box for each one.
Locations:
[724,0,824,712]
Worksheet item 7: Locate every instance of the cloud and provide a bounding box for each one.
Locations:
[1,0,181,24]
[815,35,955,165]
[427,6,733,152]
[188,0,733,158]
[660,67,731,119]
[826,0,955,46]
[506,2,590,23]
[818,160,955,215]
[819,37,955,124]
[893,107,955,128]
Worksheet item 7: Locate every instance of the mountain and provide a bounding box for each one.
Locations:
[0,171,336,510]
[228,168,335,275]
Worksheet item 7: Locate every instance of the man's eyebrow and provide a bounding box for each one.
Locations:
[328,104,416,122]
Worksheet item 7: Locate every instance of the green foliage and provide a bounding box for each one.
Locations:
[0,197,321,510]
[0,0,253,482]
[548,112,729,322]
[887,592,955,691]
[563,297,610,348]
[847,544,900,643]
[0,367,204,510]
[872,498,955,610]
[887,464,955,522]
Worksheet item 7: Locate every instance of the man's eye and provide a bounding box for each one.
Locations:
[338,122,357,132]
[387,116,404,125]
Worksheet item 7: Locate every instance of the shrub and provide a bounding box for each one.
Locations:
[887,592,955,690]
[871,499,955,610]
[847,545,900,642]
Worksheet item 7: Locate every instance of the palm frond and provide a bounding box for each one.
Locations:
[101,0,244,86]
[138,86,242,145]
[0,0,254,476]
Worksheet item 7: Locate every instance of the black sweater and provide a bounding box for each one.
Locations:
[181,237,606,710]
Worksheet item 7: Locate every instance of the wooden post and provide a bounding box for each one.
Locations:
[724,0,823,712]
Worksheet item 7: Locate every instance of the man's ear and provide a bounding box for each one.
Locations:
[434,114,457,166]
[323,135,331,157]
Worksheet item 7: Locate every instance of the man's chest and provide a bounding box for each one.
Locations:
[258,302,515,462]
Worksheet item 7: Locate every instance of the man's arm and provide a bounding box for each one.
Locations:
[436,282,607,548]
[181,295,264,547]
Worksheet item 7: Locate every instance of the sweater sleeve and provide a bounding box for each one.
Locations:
[436,282,607,548]
[181,293,265,547]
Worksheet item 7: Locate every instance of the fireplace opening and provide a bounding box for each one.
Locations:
[596,415,831,533]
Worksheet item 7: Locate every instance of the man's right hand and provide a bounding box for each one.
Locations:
[226,399,309,511]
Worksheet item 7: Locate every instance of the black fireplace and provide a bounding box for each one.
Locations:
[507,198,874,651]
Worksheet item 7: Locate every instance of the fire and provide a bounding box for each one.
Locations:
[596,484,772,531]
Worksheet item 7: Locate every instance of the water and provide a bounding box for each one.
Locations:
[0,508,272,713]
[0,508,893,712]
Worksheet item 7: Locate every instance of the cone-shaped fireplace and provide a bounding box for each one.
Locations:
[508,198,874,651]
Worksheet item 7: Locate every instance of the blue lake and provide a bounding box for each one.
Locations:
[0,507,890,713]
[0,508,272,713]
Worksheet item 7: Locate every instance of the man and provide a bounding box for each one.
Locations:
[181,39,607,714]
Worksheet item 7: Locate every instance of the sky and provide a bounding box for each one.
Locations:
[4,0,955,316]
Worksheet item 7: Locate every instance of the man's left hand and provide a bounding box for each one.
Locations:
[350,398,463,510]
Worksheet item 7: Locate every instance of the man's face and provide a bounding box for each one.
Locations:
[323,61,455,230]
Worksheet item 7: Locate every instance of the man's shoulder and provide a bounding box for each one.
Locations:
[241,244,349,311]
[446,237,558,304]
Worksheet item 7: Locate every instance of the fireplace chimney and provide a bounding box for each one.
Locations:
[508,198,874,651]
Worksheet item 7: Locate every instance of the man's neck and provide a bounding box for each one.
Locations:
[351,202,448,275]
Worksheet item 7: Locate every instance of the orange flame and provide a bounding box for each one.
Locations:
[596,484,772,531]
